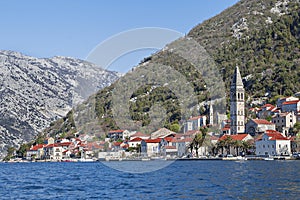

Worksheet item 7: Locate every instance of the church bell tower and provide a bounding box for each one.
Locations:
[230,66,245,134]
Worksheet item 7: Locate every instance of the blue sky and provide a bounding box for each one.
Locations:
[0,0,239,72]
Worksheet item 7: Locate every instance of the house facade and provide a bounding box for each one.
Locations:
[282,100,300,113]
[141,138,167,157]
[184,116,207,132]
[272,112,297,136]
[245,119,276,136]
[255,130,291,156]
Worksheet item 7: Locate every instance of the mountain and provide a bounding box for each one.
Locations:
[0,50,120,158]
[45,0,299,138]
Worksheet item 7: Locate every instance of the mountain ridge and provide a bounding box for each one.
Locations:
[0,50,120,158]
[24,0,300,145]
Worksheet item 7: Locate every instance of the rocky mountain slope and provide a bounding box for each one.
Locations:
[0,50,120,158]
[46,0,299,138]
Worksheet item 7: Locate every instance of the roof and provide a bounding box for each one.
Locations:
[282,100,300,105]
[30,144,44,151]
[219,134,250,141]
[113,142,122,146]
[184,130,200,136]
[231,66,243,87]
[171,138,186,143]
[129,137,143,142]
[188,116,205,120]
[108,129,124,133]
[130,132,148,138]
[262,104,274,108]
[265,130,289,141]
[151,128,175,139]
[165,146,176,149]
[164,137,174,142]
[222,127,230,131]
[252,119,274,125]
[59,142,72,147]
[144,138,162,143]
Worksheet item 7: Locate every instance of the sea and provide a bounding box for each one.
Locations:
[0,160,299,199]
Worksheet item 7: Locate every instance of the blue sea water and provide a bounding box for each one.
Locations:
[0,160,299,199]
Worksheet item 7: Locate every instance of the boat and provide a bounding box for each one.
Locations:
[264,157,274,161]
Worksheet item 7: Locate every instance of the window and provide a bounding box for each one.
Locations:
[279,144,281,148]
[268,145,269,148]
[272,145,274,148]
[238,93,240,100]
[241,93,243,100]
[263,145,265,148]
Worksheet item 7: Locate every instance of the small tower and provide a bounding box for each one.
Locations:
[209,102,213,125]
[230,66,245,134]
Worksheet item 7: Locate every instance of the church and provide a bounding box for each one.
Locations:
[230,66,245,134]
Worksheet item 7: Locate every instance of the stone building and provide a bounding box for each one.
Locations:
[230,66,245,134]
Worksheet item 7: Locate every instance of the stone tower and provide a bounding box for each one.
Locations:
[230,66,245,134]
[209,102,213,125]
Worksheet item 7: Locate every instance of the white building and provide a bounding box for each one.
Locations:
[255,130,291,156]
[272,112,297,136]
[184,116,207,132]
[245,119,276,136]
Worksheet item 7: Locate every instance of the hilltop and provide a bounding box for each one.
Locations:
[45,0,300,137]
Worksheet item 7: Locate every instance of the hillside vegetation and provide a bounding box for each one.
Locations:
[45,0,300,136]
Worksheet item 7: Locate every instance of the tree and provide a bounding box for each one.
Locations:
[191,131,206,158]
[223,136,234,155]
[233,140,243,156]
[292,122,300,136]
[169,123,180,133]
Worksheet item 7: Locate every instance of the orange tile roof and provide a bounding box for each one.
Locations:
[252,119,273,125]
[165,146,176,149]
[129,137,143,142]
[144,138,162,143]
[30,144,45,151]
[262,104,274,108]
[282,100,300,105]
[164,137,174,142]
[219,134,249,141]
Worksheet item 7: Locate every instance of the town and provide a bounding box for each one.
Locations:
[5,66,300,162]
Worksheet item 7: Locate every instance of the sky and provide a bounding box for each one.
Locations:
[0,0,239,72]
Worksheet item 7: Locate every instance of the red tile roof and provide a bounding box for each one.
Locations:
[219,134,250,141]
[144,138,162,143]
[129,137,143,142]
[222,127,230,131]
[164,137,174,142]
[282,100,300,105]
[252,119,274,125]
[262,104,274,108]
[59,142,72,147]
[265,130,289,140]
[113,142,122,146]
[30,144,45,151]
[165,146,176,149]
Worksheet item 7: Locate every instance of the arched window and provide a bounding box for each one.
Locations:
[241,93,244,100]
[238,93,240,100]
